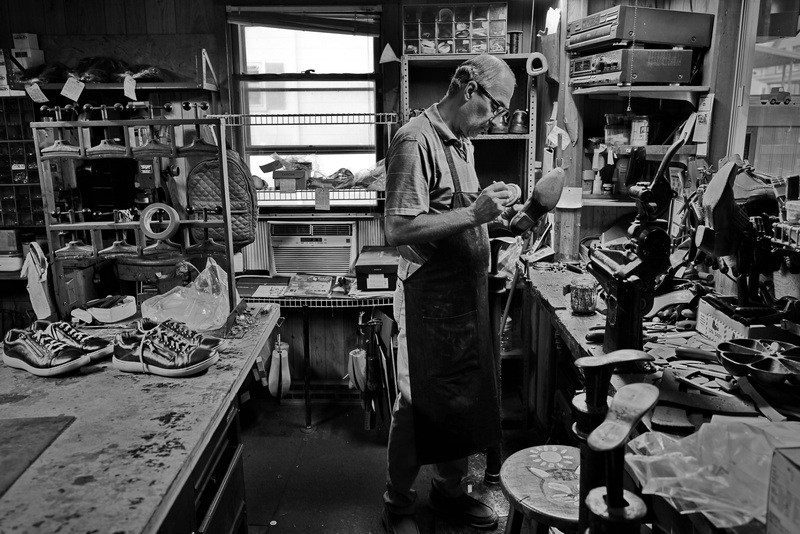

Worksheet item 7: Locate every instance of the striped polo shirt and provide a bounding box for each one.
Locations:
[384,103,480,266]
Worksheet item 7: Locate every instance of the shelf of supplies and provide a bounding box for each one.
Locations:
[39,82,218,92]
[610,144,698,158]
[582,195,636,207]
[216,113,398,127]
[474,133,532,140]
[572,85,710,106]
[257,189,382,208]
[405,53,533,68]
[245,295,393,308]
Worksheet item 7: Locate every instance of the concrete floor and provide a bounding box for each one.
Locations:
[240,391,542,534]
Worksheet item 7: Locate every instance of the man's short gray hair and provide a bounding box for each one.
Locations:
[447,54,515,96]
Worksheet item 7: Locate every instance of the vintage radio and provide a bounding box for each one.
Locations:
[566,6,714,53]
[569,48,693,87]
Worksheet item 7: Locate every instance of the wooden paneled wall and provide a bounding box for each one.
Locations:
[1,0,227,100]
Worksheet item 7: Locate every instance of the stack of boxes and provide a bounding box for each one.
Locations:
[0,33,44,96]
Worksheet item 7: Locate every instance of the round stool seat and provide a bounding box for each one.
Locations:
[500,445,580,534]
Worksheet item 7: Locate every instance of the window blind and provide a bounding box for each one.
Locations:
[226,5,381,37]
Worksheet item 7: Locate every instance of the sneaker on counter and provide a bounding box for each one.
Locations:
[2,328,90,377]
[429,483,498,530]
[34,320,113,361]
[113,326,219,378]
[137,318,222,350]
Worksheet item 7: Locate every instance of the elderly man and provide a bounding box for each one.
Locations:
[382,54,517,534]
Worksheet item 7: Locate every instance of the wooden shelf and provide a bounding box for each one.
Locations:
[610,144,698,157]
[40,82,218,92]
[582,195,636,207]
[572,85,710,106]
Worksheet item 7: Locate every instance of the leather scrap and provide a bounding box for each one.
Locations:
[658,368,758,415]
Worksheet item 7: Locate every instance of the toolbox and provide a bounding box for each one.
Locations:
[355,246,400,291]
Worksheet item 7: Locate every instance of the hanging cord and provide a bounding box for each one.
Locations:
[627,1,640,112]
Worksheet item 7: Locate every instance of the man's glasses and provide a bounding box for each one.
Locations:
[475,82,509,120]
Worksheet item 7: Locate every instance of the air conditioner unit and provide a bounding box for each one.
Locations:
[267,220,357,276]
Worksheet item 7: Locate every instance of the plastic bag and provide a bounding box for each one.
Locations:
[141,258,229,332]
[626,420,800,529]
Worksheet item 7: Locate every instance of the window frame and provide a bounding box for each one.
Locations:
[228,22,382,170]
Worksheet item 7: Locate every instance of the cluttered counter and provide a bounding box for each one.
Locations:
[524,266,800,534]
[0,303,279,533]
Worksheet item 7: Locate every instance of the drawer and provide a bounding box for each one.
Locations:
[194,402,240,494]
[197,443,246,534]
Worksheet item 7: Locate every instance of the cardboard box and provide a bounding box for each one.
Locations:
[10,48,45,69]
[696,297,784,343]
[767,447,800,534]
[274,169,308,191]
[355,246,399,291]
[12,33,38,49]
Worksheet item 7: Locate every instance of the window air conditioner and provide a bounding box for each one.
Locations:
[267,220,357,276]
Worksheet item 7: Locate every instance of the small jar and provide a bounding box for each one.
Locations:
[563,275,598,315]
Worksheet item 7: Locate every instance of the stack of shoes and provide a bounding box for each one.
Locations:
[2,328,90,377]
[33,320,113,362]
[113,319,220,378]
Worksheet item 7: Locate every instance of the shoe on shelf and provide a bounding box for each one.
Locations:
[429,483,498,530]
[113,326,219,378]
[381,508,420,534]
[2,328,90,377]
[34,320,113,361]
[137,318,222,350]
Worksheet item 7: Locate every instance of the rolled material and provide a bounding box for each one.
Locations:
[140,203,180,240]
[526,52,548,77]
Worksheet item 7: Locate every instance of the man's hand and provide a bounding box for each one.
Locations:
[472,182,512,224]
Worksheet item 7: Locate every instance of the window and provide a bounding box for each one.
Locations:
[230,10,380,188]
[736,1,800,178]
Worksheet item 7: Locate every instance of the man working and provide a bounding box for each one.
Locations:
[382,54,517,533]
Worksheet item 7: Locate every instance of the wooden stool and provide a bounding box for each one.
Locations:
[500,445,580,534]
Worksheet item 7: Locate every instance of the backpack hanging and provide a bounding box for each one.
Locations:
[186,150,257,251]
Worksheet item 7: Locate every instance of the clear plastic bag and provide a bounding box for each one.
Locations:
[626,420,800,529]
[141,258,229,332]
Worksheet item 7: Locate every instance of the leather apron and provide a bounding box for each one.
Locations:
[403,139,501,466]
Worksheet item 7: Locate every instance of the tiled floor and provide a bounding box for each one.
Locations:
[240,392,541,534]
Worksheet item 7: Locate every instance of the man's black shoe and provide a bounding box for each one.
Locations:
[429,485,498,530]
[381,508,419,534]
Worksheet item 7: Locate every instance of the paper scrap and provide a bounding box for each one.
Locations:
[252,285,287,298]
[123,74,137,101]
[556,187,582,209]
[25,83,48,103]
[60,77,85,102]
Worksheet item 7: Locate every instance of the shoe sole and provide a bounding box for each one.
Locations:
[2,353,91,377]
[85,345,114,362]
[112,351,219,378]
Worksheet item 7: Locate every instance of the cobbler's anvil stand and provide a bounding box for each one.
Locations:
[571,351,653,532]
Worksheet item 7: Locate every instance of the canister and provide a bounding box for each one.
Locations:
[630,115,649,146]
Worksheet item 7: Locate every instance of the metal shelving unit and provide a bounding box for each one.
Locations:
[29,113,239,317]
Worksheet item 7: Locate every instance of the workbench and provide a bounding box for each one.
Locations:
[0,303,279,533]
[524,267,774,534]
